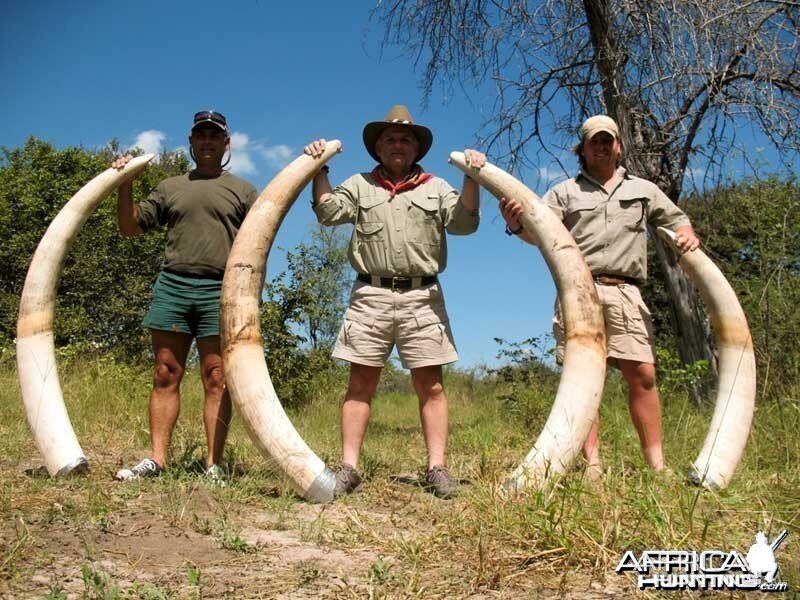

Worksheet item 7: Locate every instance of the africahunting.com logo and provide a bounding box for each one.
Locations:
[616,530,788,592]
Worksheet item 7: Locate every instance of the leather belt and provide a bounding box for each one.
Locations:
[594,273,640,286]
[357,273,438,290]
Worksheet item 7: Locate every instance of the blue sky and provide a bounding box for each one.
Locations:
[1,2,794,369]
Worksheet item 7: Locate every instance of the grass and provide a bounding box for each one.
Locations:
[0,353,798,598]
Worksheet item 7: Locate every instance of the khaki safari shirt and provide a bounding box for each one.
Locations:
[136,171,258,278]
[543,167,690,282]
[313,172,479,276]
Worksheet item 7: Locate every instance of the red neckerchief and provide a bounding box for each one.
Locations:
[370,165,434,198]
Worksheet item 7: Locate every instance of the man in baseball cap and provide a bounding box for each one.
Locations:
[112,109,256,484]
[500,114,700,478]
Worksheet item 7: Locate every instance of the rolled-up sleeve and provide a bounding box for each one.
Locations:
[312,176,358,226]
[646,186,691,230]
[441,181,479,235]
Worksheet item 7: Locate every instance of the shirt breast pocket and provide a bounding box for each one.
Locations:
[618,197,647,231]
[408,195,442,246]
[358,195,388,222]
[564,200,598,230]
[409,195,441,221]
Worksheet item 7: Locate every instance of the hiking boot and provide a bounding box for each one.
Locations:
[204,464,227,487]
[424,465,458,499]
[115,458,162,481]
[333,463,362,497]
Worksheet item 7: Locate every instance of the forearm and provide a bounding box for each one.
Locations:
[311,171,333,206]
[459,175,480,212]
[116,182,142,237]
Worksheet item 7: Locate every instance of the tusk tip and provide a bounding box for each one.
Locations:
[55,456,90,477]
[303,467,336,503]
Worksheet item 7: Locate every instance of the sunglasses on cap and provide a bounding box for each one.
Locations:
[192,110,227,129]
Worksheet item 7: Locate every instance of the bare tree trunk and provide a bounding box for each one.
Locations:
[650,228,719,402]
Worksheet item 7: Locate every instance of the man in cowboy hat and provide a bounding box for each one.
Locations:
[304,105,486,498]
[499,115,700,476]
[112,110,258,483]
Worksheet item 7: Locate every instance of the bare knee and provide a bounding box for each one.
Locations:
[203,362,225,394]
[621,361,657,392]
[153,360,183,390]
[346,364,381,401]
[636,367,657,391]
[412,366,445,401]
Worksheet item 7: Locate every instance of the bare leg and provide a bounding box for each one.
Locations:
[196,336,230,468]
[149,330,193,467]
[619,359,664,470]
[411,365,448,469]
[341,363,382,468]
[582,414,602,468]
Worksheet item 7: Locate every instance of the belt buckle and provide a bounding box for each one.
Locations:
[390,276,409,291]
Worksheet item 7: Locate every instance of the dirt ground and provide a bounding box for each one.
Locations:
[1,468,636,599]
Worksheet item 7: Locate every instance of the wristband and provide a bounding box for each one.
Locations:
[505,223,524,236]
[320,165,330,173]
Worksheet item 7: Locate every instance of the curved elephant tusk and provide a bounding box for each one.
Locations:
[656,227,755,490]
[221,142,342,503]
[17,154,154,476]
[449,153,606,491]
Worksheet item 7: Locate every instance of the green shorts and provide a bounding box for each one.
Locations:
[143,270,222,339]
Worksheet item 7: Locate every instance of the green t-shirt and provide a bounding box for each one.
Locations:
[136,171,258,278]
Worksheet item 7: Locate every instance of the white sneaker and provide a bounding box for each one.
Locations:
[115,458,162,481]
[204,464,227,486]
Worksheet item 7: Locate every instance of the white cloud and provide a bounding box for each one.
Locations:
[228,132,256,175]
[130,130,166,157]
[260,144,294,169]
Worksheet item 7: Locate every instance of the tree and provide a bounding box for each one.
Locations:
[374,0,799,399]
[0,138,188,360]
[285,225,350,349]
[260,225,350,406]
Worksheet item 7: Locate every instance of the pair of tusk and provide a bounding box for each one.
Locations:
[17,147,754,498]
[223,151,607,496]
[17,154,154,476]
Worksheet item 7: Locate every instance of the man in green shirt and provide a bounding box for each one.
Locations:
[500,115,700,476]
[112,110,258,482]
[304,105,485,498]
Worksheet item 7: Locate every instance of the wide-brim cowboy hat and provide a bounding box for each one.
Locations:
[362,105,433,163]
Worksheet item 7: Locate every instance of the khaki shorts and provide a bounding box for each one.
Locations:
[332,280,459,369]
[554,282,655,367]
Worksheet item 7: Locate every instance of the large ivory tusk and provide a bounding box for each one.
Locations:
[656,227,755,489]
[17,154,154,476]
[449,153,606,491]
[221,142,342,503]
